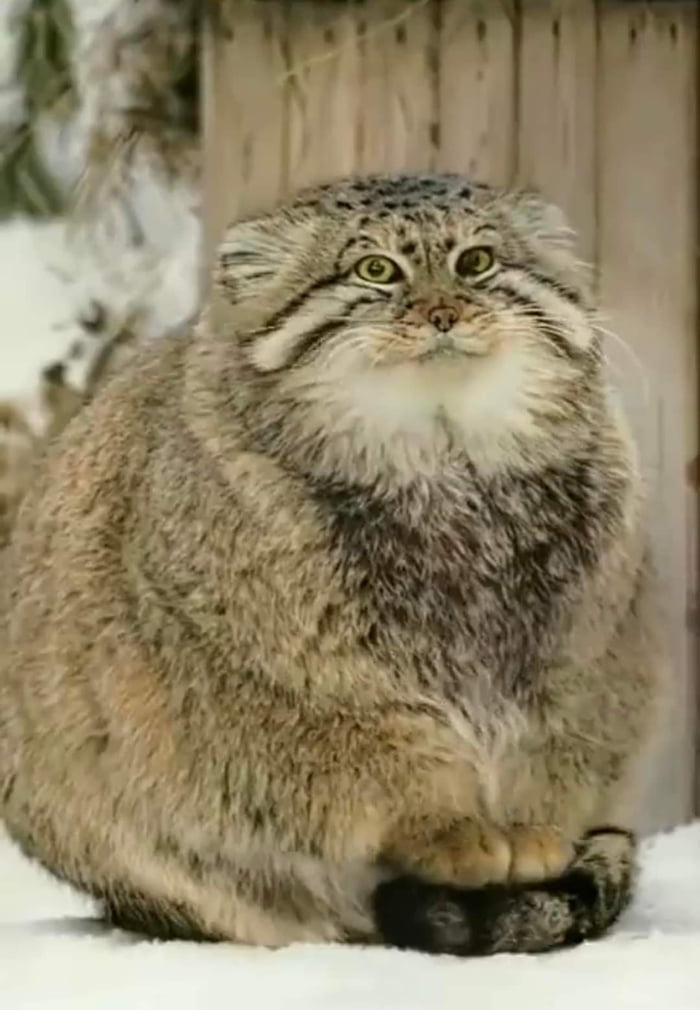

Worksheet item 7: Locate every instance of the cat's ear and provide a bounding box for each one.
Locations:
[498,189,593,298]
[507,189,577,252]
[214,208,321,305]
[506,189,593,295]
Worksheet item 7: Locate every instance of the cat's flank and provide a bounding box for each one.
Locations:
[0,174,662,954]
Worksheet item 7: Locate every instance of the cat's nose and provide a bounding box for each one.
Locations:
[426,302,460,332]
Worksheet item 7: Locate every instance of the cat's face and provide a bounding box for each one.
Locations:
[214,175,600,471]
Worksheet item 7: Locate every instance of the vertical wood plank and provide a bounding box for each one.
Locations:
[597,2,698,829]
[437,0,516,185]
[202,0,287,259]
[517,0,597,266]
[356,0,436,174]
[283,0,361,191]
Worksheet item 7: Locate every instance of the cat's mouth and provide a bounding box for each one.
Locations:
[416,332,490,362]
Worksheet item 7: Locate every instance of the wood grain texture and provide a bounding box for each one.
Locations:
[597,1,698,828]
[283,0,361,191]
[517,0,597,265]
[356,0,436,173]
[436,0,516,184]
[202,0,287,258]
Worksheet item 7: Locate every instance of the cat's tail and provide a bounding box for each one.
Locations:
[373,827,635,956]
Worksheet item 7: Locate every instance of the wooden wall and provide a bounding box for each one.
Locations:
[203,0,699,829]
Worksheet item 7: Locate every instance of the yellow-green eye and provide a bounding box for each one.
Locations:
[354,255,403,285]
[455,246,495,277]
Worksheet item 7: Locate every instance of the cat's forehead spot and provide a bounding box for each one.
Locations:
[349,207,483,265]
[346,178,456,212]
[298,173,489,219]
[289,175,505,267]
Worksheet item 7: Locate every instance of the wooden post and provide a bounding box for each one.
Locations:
[437,1,516,184]
[202,0,287,255]
[597,0,698,829]
[516,0,597,266]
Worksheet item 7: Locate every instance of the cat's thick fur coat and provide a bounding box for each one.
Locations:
[0,174,662,954]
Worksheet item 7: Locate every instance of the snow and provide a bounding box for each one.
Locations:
[1,823,699,1009]
[0,197,200,438]
[0,196,200,427]
[0,0,201,435]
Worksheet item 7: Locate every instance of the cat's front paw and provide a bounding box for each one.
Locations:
[385,819,512,888]
[506,825,574,883]
[385,821,574,888]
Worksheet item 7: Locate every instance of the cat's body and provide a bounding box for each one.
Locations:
[0,174,662,954]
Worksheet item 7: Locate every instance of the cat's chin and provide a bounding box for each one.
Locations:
[289,338,572,478]
[371,335,492,368]
[353,350,523,415]
[310,351,535,464]
[419,328,496,361]
[414,346,486,365]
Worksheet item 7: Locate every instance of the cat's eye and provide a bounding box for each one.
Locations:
[455,246,496,278]
[354,255,404,285]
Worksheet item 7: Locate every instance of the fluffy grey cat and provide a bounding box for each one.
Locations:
[0,173,663,955]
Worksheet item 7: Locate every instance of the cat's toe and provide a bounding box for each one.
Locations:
[508,826,574,883]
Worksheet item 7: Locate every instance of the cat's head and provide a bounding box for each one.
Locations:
[209,174,604,478]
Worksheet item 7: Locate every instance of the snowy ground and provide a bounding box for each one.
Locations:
[1,823,699,1009]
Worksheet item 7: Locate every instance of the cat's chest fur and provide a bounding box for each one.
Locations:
[309,458,612,698]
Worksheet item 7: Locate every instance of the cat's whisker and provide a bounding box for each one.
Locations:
[594,320,651,406]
